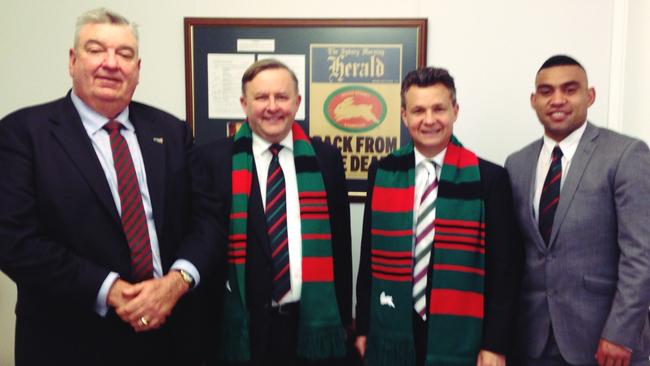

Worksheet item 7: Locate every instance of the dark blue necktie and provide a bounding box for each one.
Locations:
[266,144,291,302]
[539,146,563,245]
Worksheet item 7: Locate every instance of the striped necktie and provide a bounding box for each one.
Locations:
[266,143,291,303]
[103,121,153,281]
[413,160,438,320]
[539,146,563,245]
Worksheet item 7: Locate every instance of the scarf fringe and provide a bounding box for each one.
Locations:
[217,310,250,362]
[366,333,416,366]
[426,354,476,366]
[297,324,347,360]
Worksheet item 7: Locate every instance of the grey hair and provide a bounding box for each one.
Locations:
[73,8,139,51]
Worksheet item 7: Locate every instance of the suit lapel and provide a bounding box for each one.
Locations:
[50,95,121,225]
[130,106,166,237]
[248,159,271,258]
[523,139,549,252]
[548,123,598,248]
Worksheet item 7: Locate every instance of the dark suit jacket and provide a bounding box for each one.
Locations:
[0,94,204,366]
[190,133,353,364]
[505,123,650,363]
[356,153,521,356]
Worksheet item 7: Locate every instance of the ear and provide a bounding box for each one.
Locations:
[401,107,408,128]
[587,87,596,107]
[530,93,536,108]
[240,95,247,112]
[68,48,76,77]
[295,94,302,109]
[452,103,460,121]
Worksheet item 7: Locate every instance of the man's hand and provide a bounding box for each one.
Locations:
[476,349,506,366]
[595,338,632,366]
[116,271,190,332]
[355,336,367,358]
[107,279,136,309]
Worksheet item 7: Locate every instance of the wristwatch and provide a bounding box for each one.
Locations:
[176,269,194,287]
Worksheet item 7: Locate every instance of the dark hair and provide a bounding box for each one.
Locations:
[400,67,456,108]
[241,58,299,95]
[538,54,585,73]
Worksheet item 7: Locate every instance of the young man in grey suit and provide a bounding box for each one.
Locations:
[505,55,650,365]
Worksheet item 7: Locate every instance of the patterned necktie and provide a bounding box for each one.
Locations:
[539,146,563,245]
[103,121,153,281]
[413,160,438,320]
[266,143,291,303]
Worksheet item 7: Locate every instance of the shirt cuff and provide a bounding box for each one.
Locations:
[94,272,120,317]
[170,259,200,289]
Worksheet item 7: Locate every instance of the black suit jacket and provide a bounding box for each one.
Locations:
[0,94,203,366]
[356,153,521,355]
[190,134,353,363]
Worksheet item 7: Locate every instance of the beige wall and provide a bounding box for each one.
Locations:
[1,1,647,364]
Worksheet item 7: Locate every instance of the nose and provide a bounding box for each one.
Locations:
[102,50,119,70]
[267,96,279,111]
[549,90,566,106]
[423,110,436,125]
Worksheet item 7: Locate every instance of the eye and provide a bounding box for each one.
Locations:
[537,87,552,96]
[86,46,104,54]
[410,107,424,115]
[565,86,578,95]
[117,49,135,60]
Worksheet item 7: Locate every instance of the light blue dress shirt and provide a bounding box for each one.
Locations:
[70,92,199,317]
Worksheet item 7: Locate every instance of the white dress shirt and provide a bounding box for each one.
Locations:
[412,147,445,252]
[252,131,302,305]
[533,122,587,221]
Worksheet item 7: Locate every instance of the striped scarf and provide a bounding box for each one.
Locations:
[218,122,346,362]
[367,137,485,366]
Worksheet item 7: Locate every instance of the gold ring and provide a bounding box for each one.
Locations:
[139,317,149,327]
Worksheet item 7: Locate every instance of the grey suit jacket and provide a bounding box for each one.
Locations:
[505,122,650,364]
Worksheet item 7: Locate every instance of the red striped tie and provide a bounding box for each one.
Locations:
[539,146,563,245]
[103,121,154,281]
[266,144,291,303]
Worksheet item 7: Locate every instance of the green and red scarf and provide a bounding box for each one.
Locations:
[218,122,346,362]
[367,137,485,366]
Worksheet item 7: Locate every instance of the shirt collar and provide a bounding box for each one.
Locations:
[542,121,587,161]
[252,129,294,157]
[414,146,446,172]
[70,91,132,135]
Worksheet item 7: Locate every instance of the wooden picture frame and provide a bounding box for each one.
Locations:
[184,18,427,201]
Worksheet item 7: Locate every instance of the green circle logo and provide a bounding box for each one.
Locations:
[323,86,387,133]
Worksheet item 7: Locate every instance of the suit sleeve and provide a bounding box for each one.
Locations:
[174,140,229,282]
[355,161,377,336]
[325,145,353,328]
[480,162,523,355]
[601,140,650,348]
[0,117,108,307]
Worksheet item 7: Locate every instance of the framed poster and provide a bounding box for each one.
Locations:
[185,18,427,201]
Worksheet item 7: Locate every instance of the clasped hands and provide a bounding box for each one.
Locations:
[107,271,190,332]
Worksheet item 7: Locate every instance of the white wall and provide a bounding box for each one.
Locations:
[1,1,647,365]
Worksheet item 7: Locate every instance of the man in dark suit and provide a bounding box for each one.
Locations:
[355,67,520,366]
[0,8,203,366]
[506,55,650,365]
[191,59,352,366]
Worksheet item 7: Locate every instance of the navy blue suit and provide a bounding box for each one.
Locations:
[0,93,204,366]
